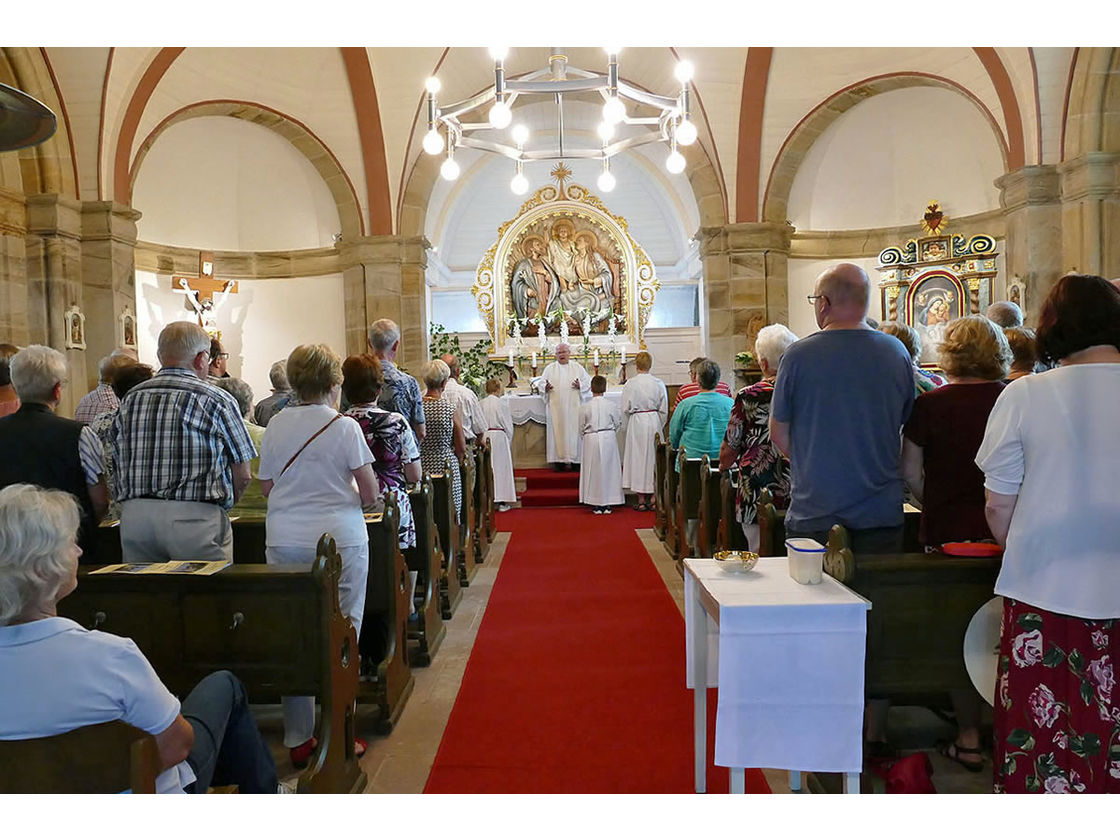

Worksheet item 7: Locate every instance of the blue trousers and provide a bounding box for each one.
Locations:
[181,670,278,794]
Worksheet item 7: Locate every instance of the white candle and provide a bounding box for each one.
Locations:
[508,348,515,367]
[594,348,600,366]
[621,348,627,364]
[531,351,537,368]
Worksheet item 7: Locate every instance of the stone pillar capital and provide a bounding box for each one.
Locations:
[697,221,794,258]
[1058,152,1120,202]
[25,194,83,240]
[339,234,431,269]
[996,165,1061,211]
[80,201,142,245]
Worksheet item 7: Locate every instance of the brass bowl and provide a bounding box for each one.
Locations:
[713,550,760,571]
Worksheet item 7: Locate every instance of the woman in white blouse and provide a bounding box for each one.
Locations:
[259,344,379,769]
[976,274,1120,794]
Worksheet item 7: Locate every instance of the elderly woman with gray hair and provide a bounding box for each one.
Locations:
[419,359,466,523]
[215,377,268,517]
[719,324,798,550]
[0,484,279,793]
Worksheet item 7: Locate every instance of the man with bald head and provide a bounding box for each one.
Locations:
[769,263,914,554]
[986,300,1024,329]
[440,353,486,445]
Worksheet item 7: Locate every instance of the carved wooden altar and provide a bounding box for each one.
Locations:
[876,204,998,369]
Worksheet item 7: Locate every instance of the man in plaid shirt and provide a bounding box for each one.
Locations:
[110,322,256,563]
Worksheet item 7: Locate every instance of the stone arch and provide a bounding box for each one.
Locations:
[0,47,78,198]
[129,100,365,239]
[762,73,1011,225]
[1062,47,1120,159]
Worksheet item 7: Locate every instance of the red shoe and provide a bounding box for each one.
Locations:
[289,737,317,769]
[354,737,367,758]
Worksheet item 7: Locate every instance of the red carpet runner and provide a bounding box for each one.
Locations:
[424,507,770,793]
[516,468,581,507]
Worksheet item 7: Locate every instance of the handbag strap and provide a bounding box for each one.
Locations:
[279,412,343,477]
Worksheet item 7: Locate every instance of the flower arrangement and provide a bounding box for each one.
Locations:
[735,350,757,368]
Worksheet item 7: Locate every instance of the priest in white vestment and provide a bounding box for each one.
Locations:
[620,351,668,510]
[578,375,623,512]
[480,378,516,510]
[541,342,591,469]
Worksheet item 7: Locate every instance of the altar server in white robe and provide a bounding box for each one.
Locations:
[620,350,668,510]
[480,377,516,511]
[542,342,591,469]
[578,375,624,513]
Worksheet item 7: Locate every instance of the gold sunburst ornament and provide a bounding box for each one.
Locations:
[921,201,947,235]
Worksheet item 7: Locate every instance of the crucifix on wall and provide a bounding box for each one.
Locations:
[172,251,238,338]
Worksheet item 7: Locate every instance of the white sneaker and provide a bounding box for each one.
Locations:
[277,776,299,794]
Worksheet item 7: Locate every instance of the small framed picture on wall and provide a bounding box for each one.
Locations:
[64,305,86,350]
[119,305,137,350]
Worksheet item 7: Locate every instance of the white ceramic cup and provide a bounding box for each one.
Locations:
[786,537,825,585]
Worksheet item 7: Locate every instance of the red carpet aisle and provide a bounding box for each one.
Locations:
[516,468,581,507]
[424,507,770,793]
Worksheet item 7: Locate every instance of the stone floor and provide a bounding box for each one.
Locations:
[255,525,993,794]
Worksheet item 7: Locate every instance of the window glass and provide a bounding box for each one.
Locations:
[430,290,487,333]
[647,284,699,328]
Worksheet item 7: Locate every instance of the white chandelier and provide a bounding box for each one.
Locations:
[421,48,697,194]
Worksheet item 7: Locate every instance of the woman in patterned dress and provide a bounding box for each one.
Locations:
[718,324,798,551]
[418,359,465,524]
[976,274,1120,793]
[341,354,421,550]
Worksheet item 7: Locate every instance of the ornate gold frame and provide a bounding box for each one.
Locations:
[472,175,659,350]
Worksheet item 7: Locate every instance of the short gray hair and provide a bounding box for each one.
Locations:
[986,301,1024,328]
[157,321,211,367]
[368,319,401,353]
[268,360,290,391]
[421,359,450,390]
[696,358,721,390]
[754,324,799,369]
[0,484,81,626]
[98,350,137,383]
[215,377,254,419]
[9,345,68,404]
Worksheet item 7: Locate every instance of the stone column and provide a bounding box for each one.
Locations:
[25,194,84,416]
[339,235,430,373]
[81,201,141,389]
[995,165,1063,325]
[697,222,793,381]
[0,187,32,346]
[1058,152,1120,282]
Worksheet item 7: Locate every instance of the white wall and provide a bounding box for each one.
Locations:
[135,270,346,405]
[132,116,341,251]
[786,86,1004,231]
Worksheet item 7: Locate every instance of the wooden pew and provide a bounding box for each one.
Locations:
[458,448,478,586]
[57,536,366,794]
[716,467,750,553]
[695,455,722,557]
[473,440,490,562]
[0,720,160,794]
[404,476,447,666]
[481,439,496,544]
[822,526,1002,706]
[756,488,786,557]
[430,461,463,620]
[662,443,680,557]
[360,492,415,734]
[675,448,703,564]
[652,434,668,539]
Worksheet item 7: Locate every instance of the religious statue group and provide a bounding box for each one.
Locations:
[510,219,616,325]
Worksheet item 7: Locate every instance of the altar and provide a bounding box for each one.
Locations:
[502,390,628,469]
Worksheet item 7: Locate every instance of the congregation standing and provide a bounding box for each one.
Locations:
[1,264,1118,795]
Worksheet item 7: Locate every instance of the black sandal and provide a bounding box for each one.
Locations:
[937,741,984,773]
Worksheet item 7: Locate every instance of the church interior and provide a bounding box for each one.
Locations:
[2,14,1119,817]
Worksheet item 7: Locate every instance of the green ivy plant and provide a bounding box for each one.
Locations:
[429,323,508,395]
[735,350,757,368]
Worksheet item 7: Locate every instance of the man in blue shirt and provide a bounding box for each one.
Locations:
[770,262,914,554]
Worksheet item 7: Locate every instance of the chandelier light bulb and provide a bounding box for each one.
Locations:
[674,60,695,84]
[511,123,530,146]
[488,99,513,130]
[597,168,616,192]
[424,77,442,95]
[422,128,444,155]
[440,156,460,181]
[489,47,509,61]
[676,118,698,146]
[602,96,626,125]
[603,47,622,57]
[666,149,686,174]
[597,121,615,142]
[511,170,529,195]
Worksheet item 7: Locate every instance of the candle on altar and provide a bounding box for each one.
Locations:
[508,348,515,367]
[531,351,537,368]
[621,348,627,364]
[594,348,600,366]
